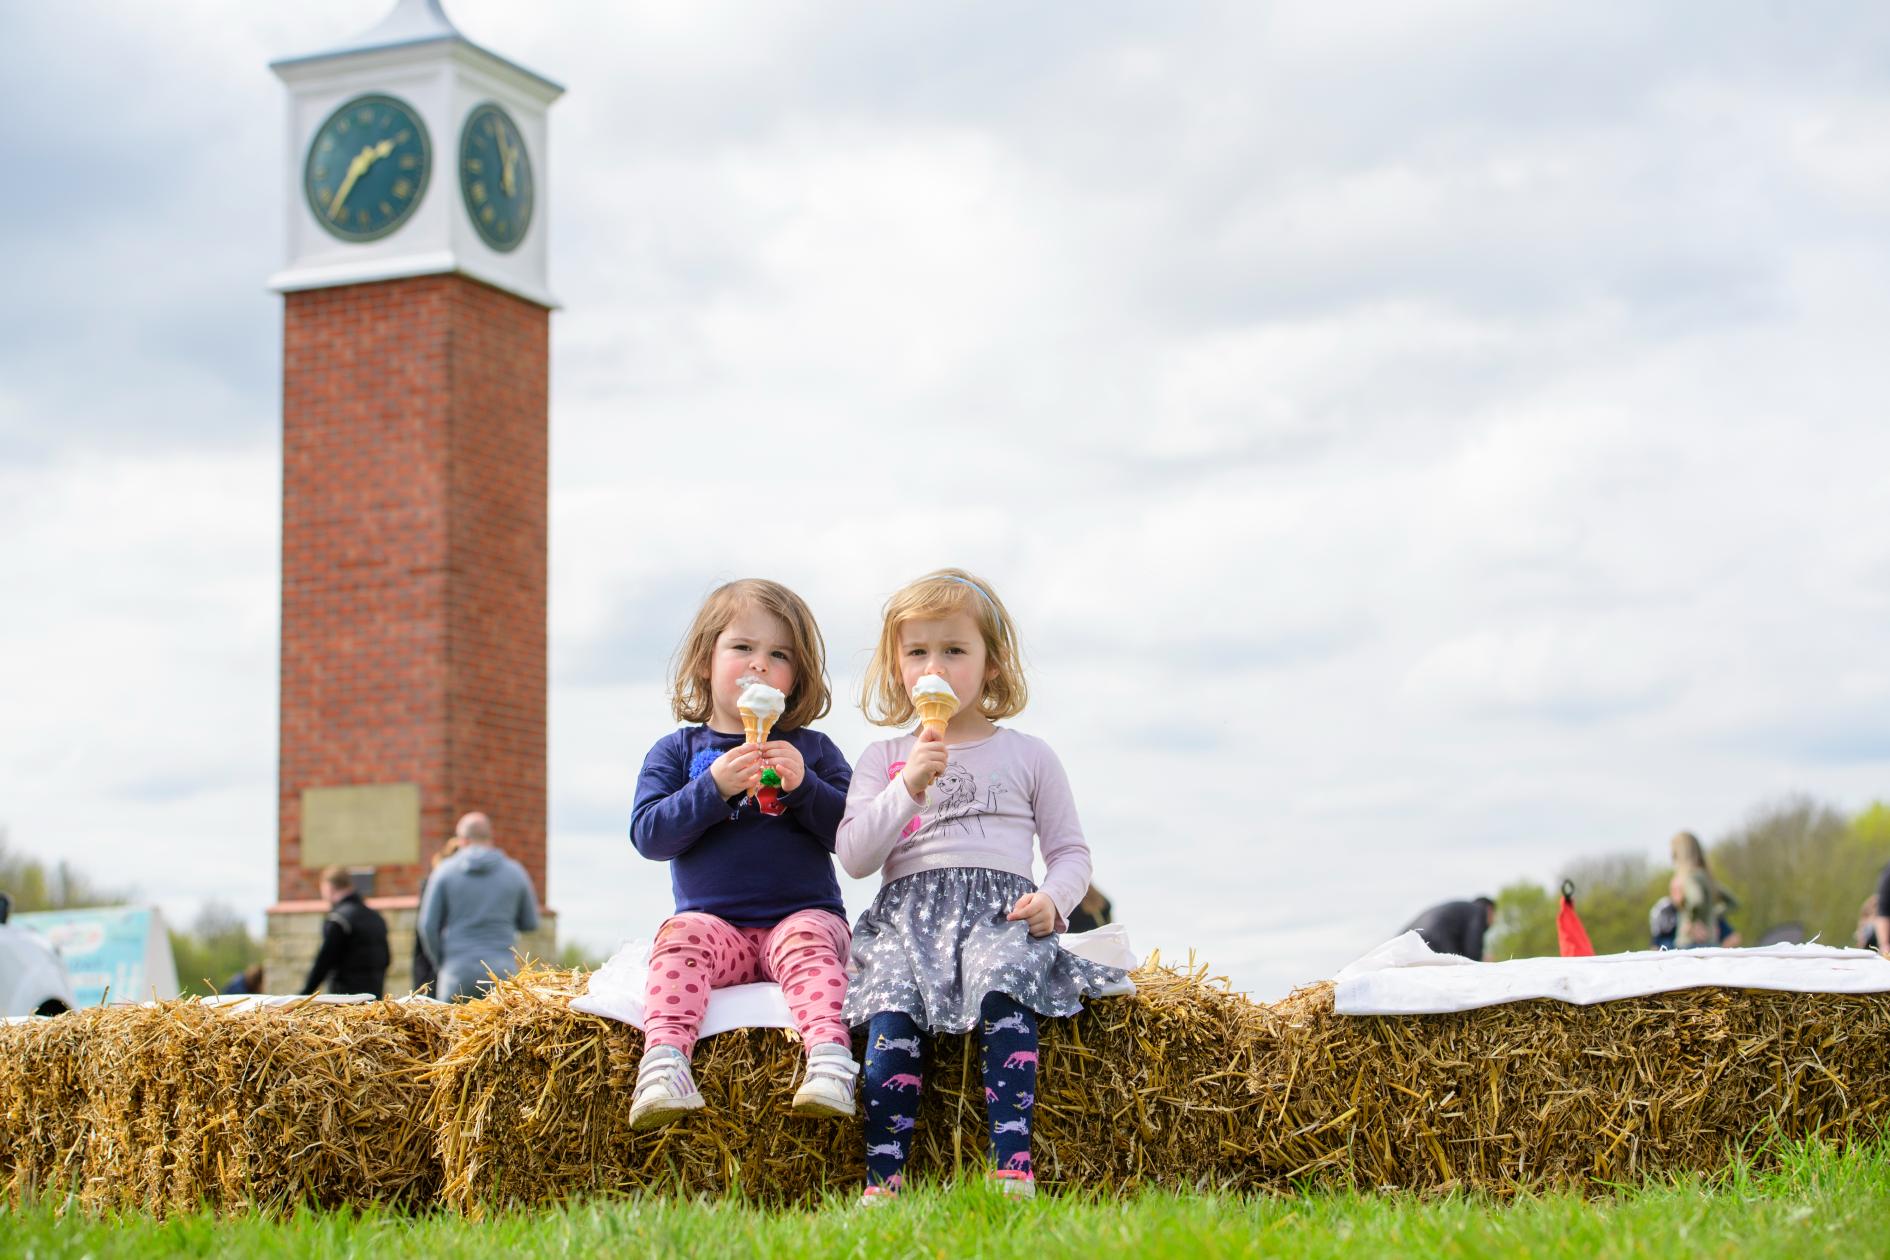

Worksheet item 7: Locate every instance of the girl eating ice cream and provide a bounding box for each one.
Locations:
[839,568,1128,1201]
[627,579,859,1130]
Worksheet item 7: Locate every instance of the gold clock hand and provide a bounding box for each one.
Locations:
[326,140,398,220]
[327,149,371,219]
[497,130,518,197]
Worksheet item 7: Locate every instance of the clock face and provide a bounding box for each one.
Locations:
[303,94,431,243]
[460,103,534,253]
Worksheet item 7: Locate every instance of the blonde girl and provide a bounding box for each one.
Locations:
[838,568,1128,1200]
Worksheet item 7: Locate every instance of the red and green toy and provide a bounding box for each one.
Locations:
[757,766,785,815]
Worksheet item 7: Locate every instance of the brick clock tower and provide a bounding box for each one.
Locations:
[263,0,561,992]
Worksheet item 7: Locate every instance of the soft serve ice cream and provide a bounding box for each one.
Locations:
[735,676,787,744]
[910,674,960,735]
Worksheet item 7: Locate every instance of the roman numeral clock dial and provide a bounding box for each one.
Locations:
[302,93,431,242]
[460,102,534,252]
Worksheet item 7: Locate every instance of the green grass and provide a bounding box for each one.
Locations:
[7,1139,1890,1259]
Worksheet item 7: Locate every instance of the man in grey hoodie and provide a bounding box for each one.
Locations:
[417,812,541,1001]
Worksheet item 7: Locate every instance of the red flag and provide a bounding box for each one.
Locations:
[1558,881,1595,957]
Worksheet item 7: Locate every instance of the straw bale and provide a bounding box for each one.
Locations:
[1237,981,1890,1194]
[431,956,1271,1212]
[15,957,1890,1214]
[0,1009,102,1204]
[2,999,450,1215]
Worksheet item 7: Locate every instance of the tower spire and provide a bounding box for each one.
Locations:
[272,0,558,96]
[349,0,462,50]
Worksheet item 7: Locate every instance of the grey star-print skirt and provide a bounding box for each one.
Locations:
[843,867,1130,1033]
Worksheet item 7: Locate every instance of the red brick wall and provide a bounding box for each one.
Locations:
[278,274,548,903]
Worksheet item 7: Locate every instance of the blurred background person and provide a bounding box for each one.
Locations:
[1858,894,1883,955]
[1873,861,1890,959]
[1668,831,1737,950]
[1066,885,1113,935]
[1403,896,1497,961]
[221,962,264,995]
[411,833,464,996]
[418,812,540,1001]
[301,866,389,997]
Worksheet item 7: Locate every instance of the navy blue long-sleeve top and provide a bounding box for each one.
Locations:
[631,725,851,926]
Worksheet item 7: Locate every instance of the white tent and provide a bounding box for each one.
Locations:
[14,905,181,1007]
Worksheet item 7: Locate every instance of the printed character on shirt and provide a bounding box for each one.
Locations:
[838,568,1130,1200]
[625,579,861,1130]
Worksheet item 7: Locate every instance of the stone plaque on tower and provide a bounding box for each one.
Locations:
[263,0,561,992]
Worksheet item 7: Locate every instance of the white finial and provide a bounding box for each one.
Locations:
[271,0,561,99]
[350,0,461,48]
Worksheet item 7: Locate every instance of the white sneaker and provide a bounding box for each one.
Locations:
[791,1042,860,1118]
[988,1169,1036,1199]
[630,1045,704,1130]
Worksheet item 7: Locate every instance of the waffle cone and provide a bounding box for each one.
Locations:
[915,695,959,735]
[740,712,773,745]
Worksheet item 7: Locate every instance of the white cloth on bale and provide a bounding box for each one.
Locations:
[573,924,1139,1038]
[1333,930,1890,1015]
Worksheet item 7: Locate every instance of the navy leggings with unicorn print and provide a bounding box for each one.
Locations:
[860,991,1039,1187]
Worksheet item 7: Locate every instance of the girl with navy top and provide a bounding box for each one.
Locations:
[627,579,859,1128]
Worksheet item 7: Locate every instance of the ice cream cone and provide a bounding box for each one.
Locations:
[915,693,959,736]
[733,678,788,800]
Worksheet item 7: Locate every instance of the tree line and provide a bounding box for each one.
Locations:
[1486,796,1890,959]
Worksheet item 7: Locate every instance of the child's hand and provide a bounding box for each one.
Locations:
[1007,892,1057,937]
[759,740,805,792]
[900,728,948,802]
[710,744,765,799]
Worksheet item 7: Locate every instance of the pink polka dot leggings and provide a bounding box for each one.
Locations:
[643,908,852,1058]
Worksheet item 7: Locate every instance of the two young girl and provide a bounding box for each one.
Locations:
[629,570,1127,1198]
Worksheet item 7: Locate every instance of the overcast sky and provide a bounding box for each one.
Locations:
[3,2,1888,999]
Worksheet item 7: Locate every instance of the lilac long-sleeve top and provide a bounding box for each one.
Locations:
[837,727,1093,925]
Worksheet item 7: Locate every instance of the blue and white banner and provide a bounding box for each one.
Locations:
[14,906,180,1008]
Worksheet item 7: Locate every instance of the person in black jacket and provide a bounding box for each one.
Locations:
[1402,896,1497,961]
[302,865,390,996]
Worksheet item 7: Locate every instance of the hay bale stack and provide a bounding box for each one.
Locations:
[431,969,851,1211]
[432,957,1270,1211]
[2,999,449,1214]
[0,1009,101,1204]
[18,959,1889,1212]
[1241,982,1890,1194]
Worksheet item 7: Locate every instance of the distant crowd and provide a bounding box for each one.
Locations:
[1404,828,1890,961]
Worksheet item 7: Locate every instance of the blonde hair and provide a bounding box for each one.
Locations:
[670,579,832,732]
[1669,830,1708,872]
[1669,829,1724,932]
[862,568,1027,726]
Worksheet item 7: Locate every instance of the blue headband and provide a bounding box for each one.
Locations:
[940,575,997,609]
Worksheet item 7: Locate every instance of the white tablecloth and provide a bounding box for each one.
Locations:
[1333,930,1890,1015]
